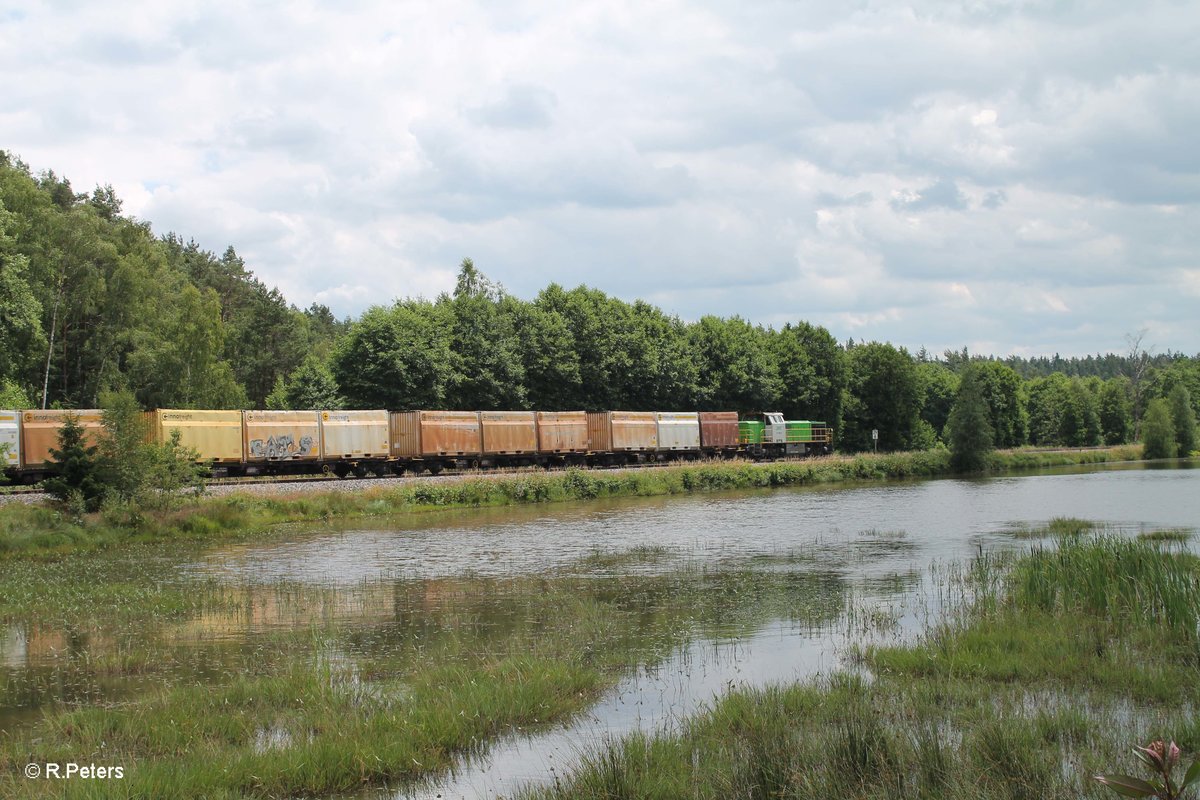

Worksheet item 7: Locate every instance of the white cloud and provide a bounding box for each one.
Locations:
[1,0,1198,355]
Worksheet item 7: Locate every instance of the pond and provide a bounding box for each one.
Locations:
[1,461,1196,798]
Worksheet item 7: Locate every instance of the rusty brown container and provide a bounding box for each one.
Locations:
[20,409,106,468]
[480,411,537,455]
[153,409,244,463]
[536,411,588,453]
[242,410,320,462]
[586,412,611,452]
[391,411,482,457]
[699,411,740,448]
[389,411,422,457]
[588,411,657,452]
[422,411,482,456]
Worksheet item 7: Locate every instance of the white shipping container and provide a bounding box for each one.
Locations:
[655,412,701,451]
[319,410,390,459]
[0,410,19,468]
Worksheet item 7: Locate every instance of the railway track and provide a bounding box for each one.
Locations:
[0,456,771,503]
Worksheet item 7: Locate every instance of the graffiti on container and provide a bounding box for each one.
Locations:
[249,434,314,459]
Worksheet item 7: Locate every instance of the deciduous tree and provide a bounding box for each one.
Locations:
[1168,385,1197,456]
[842,342,922,451]
[1141,398,1177,459]
[947,366,994,471]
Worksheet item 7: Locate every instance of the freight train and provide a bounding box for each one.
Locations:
[0,408,832,483]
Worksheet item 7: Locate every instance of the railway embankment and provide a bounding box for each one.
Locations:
[0,446,1142,560]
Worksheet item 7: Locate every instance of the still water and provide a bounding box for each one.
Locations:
[2,462,1197,797]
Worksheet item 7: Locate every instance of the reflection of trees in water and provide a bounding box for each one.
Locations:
[1,557,860,735]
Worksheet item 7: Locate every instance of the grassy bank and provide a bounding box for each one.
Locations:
[520,532,1200,800]
[0,446,1142,560]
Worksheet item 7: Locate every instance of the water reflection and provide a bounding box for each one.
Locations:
[2,465,1198,797]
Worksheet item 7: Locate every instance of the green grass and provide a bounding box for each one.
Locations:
[1138,528,1193,542]
[0,553,852,799]
[520,532,1200,800]
[0,446,1143,560]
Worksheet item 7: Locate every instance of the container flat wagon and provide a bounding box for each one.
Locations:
[586,411,658,465]
[656,412,701,455]
[389,410,484,474]
[535,411,588,465]
[698,411,740,456]
[242,410,322,474]
[319,410,391,477]
[480,411,538,460]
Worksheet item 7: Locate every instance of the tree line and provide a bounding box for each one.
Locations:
[1,152,1197,457]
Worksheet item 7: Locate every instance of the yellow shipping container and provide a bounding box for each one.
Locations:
[243,410,321,462]
[153,409,244,463]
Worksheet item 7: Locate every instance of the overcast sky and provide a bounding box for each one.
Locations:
[3,1,1197,357]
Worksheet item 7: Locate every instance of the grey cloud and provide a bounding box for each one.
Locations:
[891,178,968,211]
[218,112,337,160]
[78,33,181,66]
[468,85,557,130]
[405,121,696,220]
[816,190,872,207]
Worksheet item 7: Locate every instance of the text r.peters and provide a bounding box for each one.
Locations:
[31,762,125,779]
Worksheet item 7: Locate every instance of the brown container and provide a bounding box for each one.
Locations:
[586,412,611,452]
[480,411,537,455]
[390,411,482,457]
[153,409,244,463]
[699,411,740,448]
[20,409,106,468]
[242,410,320,461]
[389,411,422,457]
[536,411,588,453]
[587,411,657,452]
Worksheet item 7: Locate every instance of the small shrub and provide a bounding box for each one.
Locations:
[42,414,105,511]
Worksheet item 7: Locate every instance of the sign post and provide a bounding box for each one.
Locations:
[872,428,878,454]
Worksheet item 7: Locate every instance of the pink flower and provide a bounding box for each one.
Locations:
[1138,740,1167,770]
[1168,741,1181,768]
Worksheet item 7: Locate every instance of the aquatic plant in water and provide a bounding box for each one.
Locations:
[1095,740,1200,799]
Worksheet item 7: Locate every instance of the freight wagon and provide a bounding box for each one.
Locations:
[1,407,833,483]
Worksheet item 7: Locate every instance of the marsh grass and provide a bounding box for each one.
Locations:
[521,531,1200,800]
[0,447,1142,559]
[0,554,852,799]
[1139,528,1193,542]
[1046,516,1097,536]
[574,544,673,571]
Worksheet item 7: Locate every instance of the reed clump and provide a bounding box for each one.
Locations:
[520,533,1200,800]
